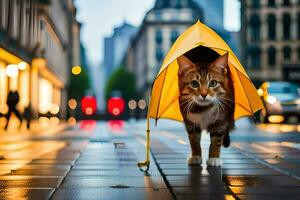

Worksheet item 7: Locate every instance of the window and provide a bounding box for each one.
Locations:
[268,0,275,7]
[298,13,300,39]
[283,46,291,61]
[267,47,276,66]
[283,13,291,40]
[267,14,276,40]
[170,29,179,44]
[155,12,162,20]
[252,0,260,8]
[156,47,163,62]
[250,14,260,42]
[283,0,290,6]
[155,29,162,44]
[250,46,261,68]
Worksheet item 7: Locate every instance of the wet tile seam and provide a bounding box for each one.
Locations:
[233,145,300,181]
[150,148,177,200]
[49,145,89,199]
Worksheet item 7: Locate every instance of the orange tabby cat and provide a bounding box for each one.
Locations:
[177,47,234,166]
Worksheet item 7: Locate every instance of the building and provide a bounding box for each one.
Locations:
[103,22,137,78]
[195,0,224,30]
[0,0,81,120]
[195,0,240,58]
[241,0,300,83]
[125,0,204,95]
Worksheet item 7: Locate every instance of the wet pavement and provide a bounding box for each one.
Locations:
[132,118,300,200]
[0,119,299,199]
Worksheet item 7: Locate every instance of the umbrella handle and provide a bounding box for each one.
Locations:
[137,122,151,172]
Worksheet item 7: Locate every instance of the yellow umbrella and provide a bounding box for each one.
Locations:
[138,21,263,171]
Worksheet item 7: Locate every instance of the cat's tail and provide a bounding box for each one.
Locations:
[222,133,230,148]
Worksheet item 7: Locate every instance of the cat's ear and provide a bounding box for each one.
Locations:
[177,55,196,76]
[210,53,228,74]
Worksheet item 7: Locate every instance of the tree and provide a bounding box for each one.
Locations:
[105,67,139,102]
[69,66,90,99]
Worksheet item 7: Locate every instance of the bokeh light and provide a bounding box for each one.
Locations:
[71,65,82,75]
[5,64,18,77]
[128,100,137,110]
[138,99,146,109]
[68,99,77,109]
[18,62,28,70]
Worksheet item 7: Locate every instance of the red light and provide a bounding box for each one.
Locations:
[81,96,97,115]
[107,97,125,116]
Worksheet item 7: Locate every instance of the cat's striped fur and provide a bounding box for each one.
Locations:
[177,48,234,166]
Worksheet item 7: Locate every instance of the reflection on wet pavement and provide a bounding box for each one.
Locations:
[0,123,90,199]
[258,123,300,133]
[140,121,300,200]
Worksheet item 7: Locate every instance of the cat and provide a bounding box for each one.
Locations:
[177,47,234,167]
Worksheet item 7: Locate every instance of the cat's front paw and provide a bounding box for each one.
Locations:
[187,155,202,165]
[206,157,222,166]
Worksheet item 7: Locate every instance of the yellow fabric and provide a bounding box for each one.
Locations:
[149,21,263,121]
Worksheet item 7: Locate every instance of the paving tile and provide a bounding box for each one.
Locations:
[20,164,71,170]
[60,177,167,188]
[176,194,234,200]
[0,188,54,200]
[72,165,119,170]
[222,159,257,164]
[166,176,225,187]
[9,168,69,176]
[67,169,161,177]
[221,169,282,176]
[236,194,299,200]
[30,159,75,165]
[52,188,173,200]
[162,169,208,176]
[158,164,267,170]
[223,175,300,186]
[173,186,231,194]
[0,176,63,188]
[230,186,300,194]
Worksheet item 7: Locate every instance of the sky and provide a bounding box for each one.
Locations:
[74,0,240,68]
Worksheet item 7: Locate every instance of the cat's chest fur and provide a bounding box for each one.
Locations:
[185,106,219,129]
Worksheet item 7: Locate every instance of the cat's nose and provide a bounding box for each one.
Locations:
[200,94,207,100]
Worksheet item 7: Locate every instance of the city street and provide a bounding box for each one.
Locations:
[0,119,299,199]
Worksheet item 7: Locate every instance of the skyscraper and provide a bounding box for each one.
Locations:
[103,22,137,78]
[195,0,224,30]
[125,0,204,95]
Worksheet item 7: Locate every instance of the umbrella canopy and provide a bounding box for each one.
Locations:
[138,21,263,171]
[148,21,263,122]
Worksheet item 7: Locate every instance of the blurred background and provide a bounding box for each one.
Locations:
[0,0,299,131]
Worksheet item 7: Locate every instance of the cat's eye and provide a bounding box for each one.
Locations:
[209,80,218,88]
[190,80,199,88]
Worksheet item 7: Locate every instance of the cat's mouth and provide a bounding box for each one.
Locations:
[193,96,214,107]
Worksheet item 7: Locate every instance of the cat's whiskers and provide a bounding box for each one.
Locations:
[213,104,220,124]
[182,100,193,112]
[216,99,226,113]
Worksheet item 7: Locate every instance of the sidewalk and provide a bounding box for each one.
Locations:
[52,120,300,200]
[1,120,299,199]
[151,140,300,199]
[144,119,300,200]
[51,121,173,200]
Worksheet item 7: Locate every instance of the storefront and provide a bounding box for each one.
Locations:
[0,49,64,121]
[0,48,30,115]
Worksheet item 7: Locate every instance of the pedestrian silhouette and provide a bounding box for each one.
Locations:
[23,103,32,129]
[5,91,22,130]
